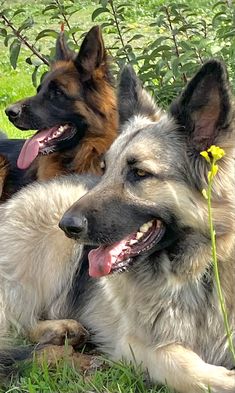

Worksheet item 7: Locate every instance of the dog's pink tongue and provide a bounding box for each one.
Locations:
[17,128,57,170]
[88,239,128,278]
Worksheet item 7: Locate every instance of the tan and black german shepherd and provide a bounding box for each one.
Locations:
[0,26,117,200]
[0,60,234,393]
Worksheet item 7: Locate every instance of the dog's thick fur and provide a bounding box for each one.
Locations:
[0,26,117,200]
[0,61,235,393]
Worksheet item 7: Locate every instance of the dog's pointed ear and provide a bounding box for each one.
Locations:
[74,26,105,81]
[55,32,75,61]
[170,60,232,150]
[118,65,159,125]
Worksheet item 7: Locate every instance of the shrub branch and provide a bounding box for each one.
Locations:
[109,0,130,63]
[0,13,50,66]
[54,0,78,46]
[164,6,187,84]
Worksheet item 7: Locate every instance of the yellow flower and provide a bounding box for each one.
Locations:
[207,145,225,161]
[211,164,218,177]
[200,151,210,163]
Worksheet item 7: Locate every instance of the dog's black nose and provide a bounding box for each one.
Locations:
[59,214,88,239]
[5,104,22,119]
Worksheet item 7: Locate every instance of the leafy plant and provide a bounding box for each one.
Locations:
[0,0,234,104]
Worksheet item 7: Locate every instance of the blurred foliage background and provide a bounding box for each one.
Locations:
[0,0,235,136]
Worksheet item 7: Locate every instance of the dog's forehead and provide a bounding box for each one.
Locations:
[107,114,179,163]
[43,63,79,86]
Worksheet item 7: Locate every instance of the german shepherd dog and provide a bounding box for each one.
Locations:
[0,60,234,393]
[0,26,117,200]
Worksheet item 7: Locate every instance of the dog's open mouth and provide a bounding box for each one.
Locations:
[17,124,76,170]
[88,219,165,278]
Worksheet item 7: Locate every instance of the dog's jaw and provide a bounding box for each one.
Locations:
[88,219,165,277]
[17,124,78,170]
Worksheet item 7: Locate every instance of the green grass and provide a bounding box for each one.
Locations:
[0,56,35,138]
[1,354,171,393]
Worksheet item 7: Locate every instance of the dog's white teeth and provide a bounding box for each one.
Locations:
[136,232,143,240]
[58,124,69,133]
[129,239,138,245]
[156,220,161,228]
[139,224,149,233]
[53,131,60,137]
[139,220,153,233]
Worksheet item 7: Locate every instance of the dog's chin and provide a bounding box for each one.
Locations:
[88,219,170,278]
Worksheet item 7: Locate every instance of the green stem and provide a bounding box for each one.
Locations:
[207,158,235,363]
[109,0,131,63]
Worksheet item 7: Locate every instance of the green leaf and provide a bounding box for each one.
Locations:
[222,29,235,39]
[36,29,58,41]
[0,28,7,37]
[32,65,39,87]
[18,16,34,32]
[25,57,32,65]
[127,34,144,43]
[180,41,193,51]
[150,45,172,57]
[117,3,132,8]
[42,4,58,13]
[31,58,44,66]
[171,57,179,77]
[212,11,226,27]
[67,26,82,35]
[4,33,15,47]
[12,8,26,18]
[212,0,226,10]
[91,7,109,21]
[9,39,21,69]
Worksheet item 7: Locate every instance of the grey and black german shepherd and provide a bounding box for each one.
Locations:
[0,60,234,393]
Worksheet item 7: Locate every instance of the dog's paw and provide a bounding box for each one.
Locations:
[205,366,235,393]
[29,319,89,347]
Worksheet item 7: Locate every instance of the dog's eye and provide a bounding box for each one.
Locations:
[54,87,64,97]
[136,169,148,177]
[129,168,153,181]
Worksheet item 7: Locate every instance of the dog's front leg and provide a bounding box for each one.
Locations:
[28,319,89,347]
[119,338,235,393]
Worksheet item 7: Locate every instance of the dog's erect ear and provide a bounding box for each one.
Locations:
[74,26,105,80]
[170,60,232,150]
[118,65,159,125]
[55,32,75,61]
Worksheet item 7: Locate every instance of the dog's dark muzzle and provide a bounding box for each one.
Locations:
[5,103,22,121]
